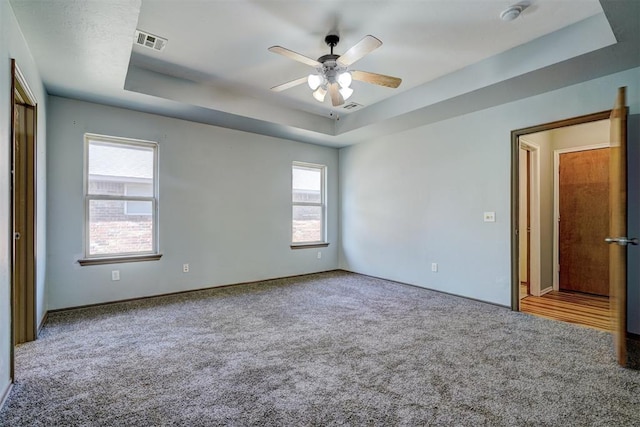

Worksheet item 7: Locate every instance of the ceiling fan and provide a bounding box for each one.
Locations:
[268,34,402,107]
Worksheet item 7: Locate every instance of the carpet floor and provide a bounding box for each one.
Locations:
[1,271,639,426]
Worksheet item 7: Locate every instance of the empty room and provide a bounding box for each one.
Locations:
[1,0,640,425]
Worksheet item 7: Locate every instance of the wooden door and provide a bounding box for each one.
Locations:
[607,87,628,366]
[12,102,37,345]
[558,148,610,296]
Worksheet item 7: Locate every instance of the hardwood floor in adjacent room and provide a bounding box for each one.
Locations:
[520,290,611,332]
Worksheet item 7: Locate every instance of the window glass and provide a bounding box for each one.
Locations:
[88,200,153,255]
[88,143,154,196]
[292,205,322,243]
[292,167,322,203]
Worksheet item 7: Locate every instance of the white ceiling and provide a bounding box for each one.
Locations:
[8,0,640,147]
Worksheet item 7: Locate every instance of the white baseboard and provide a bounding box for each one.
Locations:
[0,381,12,410]
[540,286,553,295]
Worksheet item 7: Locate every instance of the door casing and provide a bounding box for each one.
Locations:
[10,59,38,381]
[518,140,542,297]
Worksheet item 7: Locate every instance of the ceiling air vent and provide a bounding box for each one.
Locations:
[342,102,363,110]
[134,30,167,52]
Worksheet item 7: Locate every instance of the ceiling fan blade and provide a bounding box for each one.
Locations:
[352,70,402,88]
[270,76,308,92]
[329,83,344,106]
[337,35,382,67]
[268,46,321,67]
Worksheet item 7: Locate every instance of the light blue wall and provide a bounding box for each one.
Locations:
[0,0,48,402]
[46,97,339,309]
[339,67,640,332]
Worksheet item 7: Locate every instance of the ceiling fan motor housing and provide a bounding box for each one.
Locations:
[317,54,343,84]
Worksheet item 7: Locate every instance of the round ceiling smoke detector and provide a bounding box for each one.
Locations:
[500,5,524,21]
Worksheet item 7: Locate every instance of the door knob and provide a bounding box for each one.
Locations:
[605,237,639,246]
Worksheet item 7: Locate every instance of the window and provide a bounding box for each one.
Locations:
[81,134,160,263]
[292,162,327,246]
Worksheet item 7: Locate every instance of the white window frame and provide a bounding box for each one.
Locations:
[81,133,160,263]
[291,161,328,247]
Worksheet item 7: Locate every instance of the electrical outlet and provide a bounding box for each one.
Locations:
[431,263,438,272]
[484,211,496,222]
[317,251,322,259]
[183,263,189,273]
[111,270,120,281]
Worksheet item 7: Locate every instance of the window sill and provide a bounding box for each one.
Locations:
[78,254,163,266]
[290,243,330,250]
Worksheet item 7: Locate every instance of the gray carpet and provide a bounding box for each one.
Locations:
[1,270,639,426]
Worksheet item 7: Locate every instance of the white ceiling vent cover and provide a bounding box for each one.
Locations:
[343,102,363,110]
[134,30,167,51]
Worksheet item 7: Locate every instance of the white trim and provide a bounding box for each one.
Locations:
[13,63,37,105]
[84,132,158,147]
[554,143,610,155]
[552,142,610,291]
[519,139,542,296]
[540,286,553,295]
[0,383,12,410]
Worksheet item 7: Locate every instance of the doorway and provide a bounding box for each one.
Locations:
[511,112,613,331]
[514,88,631,366]
[10,59,38,381]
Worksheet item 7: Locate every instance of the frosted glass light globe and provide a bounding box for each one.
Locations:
[308,74,323,90]
[313,86,327,102]
[337,71,352,88]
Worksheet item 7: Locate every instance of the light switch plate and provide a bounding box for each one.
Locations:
[484,212,496,222]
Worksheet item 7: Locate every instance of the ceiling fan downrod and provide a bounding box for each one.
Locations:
[318,34,341,65]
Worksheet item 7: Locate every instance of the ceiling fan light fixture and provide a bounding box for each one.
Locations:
[337,71,352,88]
[339,86,353,101]
[313,86,327,102]
[308,73,323,90]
